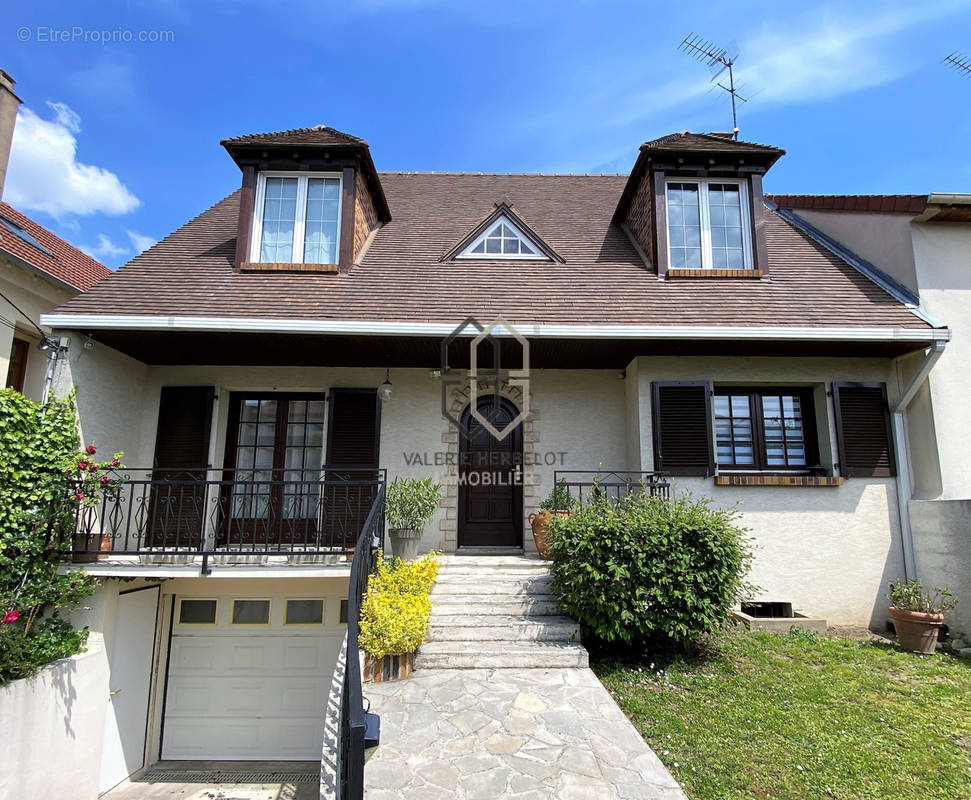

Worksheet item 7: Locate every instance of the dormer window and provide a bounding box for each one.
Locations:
[457,215,547,260]
[250,172,342,264]
[666,179,752,270]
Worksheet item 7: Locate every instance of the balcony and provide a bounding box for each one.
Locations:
[69,467,386,573]
[551,470,671,507]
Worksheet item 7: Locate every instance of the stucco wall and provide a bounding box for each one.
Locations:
[634,355,905,627]
[0,637,110,800]
[0,259,73,400]
[909,499,971,638]
[911,222,971,500]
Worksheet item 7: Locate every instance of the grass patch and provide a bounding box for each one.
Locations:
[593,628,971,800]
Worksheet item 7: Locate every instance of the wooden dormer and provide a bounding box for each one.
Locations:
[613,131,784,278]
[221,126,391,273]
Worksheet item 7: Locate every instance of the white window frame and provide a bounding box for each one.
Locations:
[456,214,549,261]
[665,178,753,270]
[250,171,343,264]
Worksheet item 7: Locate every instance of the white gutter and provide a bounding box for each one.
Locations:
[891,340,947,580]
[39,313,951,343]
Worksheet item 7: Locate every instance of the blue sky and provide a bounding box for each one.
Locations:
[4,0,971,268]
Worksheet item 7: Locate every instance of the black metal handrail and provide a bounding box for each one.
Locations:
[339,483,384,800]
[552,470,671,508]
[65,466,386,571]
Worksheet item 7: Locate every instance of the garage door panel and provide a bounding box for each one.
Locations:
[162,592,345,761]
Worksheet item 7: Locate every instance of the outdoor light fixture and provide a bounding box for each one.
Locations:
[377,369,393,402]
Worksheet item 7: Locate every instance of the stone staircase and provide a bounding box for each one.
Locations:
[415,555,589,669]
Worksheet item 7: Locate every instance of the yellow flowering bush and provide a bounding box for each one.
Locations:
[359,551,439,658]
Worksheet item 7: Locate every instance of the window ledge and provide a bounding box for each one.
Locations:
[666,268,764,279]
[239,261,339,274]
[714,475,844,487]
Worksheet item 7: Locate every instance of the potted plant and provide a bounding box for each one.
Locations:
[888,579,957,654]
[386,477,442,560]
[528,479,575,559]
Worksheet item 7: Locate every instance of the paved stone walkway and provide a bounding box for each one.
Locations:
[363,667,686,800]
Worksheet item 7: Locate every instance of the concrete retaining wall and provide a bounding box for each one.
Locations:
[910,498,971,638]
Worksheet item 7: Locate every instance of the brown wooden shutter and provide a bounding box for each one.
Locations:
[324,389,381,547]
[832,382,896,477]
[651,381,714,476]
[149,386,214,548]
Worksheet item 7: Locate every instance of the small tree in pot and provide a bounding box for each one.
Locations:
[386,477,442,560]
[888,579,957,654]
[528,480,575,559]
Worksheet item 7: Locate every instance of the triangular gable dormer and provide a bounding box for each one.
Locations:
[442,203,563,262]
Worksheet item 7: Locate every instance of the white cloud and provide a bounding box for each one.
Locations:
[81,234,128,259]
[5,103,140,219]
[127,230,157,253]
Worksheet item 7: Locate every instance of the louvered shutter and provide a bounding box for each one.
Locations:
[833,382,896,477]
[324,389,381,547]
[149,386,214,548]
[651,382,714,476]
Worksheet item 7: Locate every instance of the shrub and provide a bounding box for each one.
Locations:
[386,478,442,532]
[547,492,752,647]
[888,579,957,614]
[359,551,438,658]
[539,479,575,512]
[0,389,122,683]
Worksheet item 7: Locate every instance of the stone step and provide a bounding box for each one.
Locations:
[429,595,563,616]
[426,615,580,643]
[430,576,553,595]
[437,556,548,569]
[415,640,589,670]
[435,568,551,581]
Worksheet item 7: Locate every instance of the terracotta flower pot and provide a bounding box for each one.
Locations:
[528,510,569,560]
[889,606,943,654]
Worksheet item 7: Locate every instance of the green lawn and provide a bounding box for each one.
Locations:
[593,629,971,800]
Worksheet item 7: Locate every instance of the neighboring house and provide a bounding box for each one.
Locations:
[0,70,111,399]
[0,202,111,398]
[38,127,952,787]
[770,193,971,636]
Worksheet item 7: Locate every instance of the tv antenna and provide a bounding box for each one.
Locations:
[944,52,971,77]
[680,34,752,139]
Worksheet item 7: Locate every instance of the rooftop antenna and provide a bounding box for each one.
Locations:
[944,52,971,77]
[680,34,750,139]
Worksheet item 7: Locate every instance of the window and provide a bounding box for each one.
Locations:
[251,173,342,264]
[285,599,324,625]
[232,599,270,624]
[6,338,29,392]
[666,180,752,270]
[714,388,817,471]
[457,215,547,260]
[179,598,217,624]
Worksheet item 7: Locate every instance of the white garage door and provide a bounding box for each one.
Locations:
[162,592,345,760]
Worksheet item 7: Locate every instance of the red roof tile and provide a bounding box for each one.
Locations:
[0,202,111,292]
[53,173,928,332]
[641,131,785,157]
[220,126,367,148]
[769,194,928,214]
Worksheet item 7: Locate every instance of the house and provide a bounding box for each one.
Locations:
[0,70,110,398]
[37,125,951,789]
[770,192,971,636]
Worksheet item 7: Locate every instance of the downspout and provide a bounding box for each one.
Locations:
[891,339,947,580]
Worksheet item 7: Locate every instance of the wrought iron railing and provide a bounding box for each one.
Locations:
[551,470,671,509]
[68,466,386,573]
[339,483,384,800]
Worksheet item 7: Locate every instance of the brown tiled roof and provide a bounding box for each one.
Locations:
[769,194,927,213]
[641,131,785,157]
[220,126,367,147]
[53,173,929,331]
[0,202,111,292]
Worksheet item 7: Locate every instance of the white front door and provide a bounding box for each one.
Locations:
[162,592,344,760]
[100,585,160,794]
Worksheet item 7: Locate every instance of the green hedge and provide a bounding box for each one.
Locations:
[547,492,752,647]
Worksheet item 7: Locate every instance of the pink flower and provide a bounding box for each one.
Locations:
[88,464,99,473]
[100,476,110,485]
[111,459,120,467]
[3,610,20,625]
[85,445,97,455]
[77,460,89,472]
[74,492,85,501]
